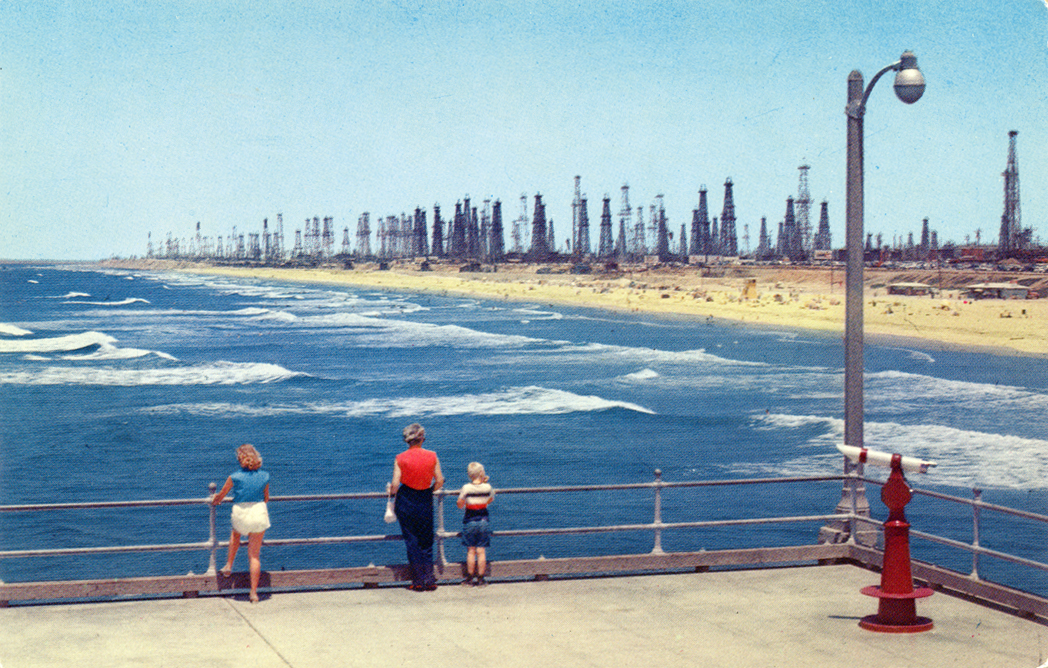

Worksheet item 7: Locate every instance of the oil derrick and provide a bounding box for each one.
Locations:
[776,222,785,257]
[920,217,930,259]
[527,193,549,261]
[341,227,351,255]
[576,196,590,258]
[323,217,336,258]
[617,185,631,258]
[783,197,801,261]
[654,195,670,261]
[679,224,687,258]
[147,232,154,258]
[450,202,466,258]
[694,187,711,255]
[464,196,480,259]
[399,214,411,257]
[479,199,491,260]
[413,207,428,257]
[547,215,556,255]
[431,205,445,257]
[376,217,388,258]
[275,213,285,261]
[571,176,582,257]
[216,235,224,258]
[512,194,527,254]
[797,165,812,255]
[248,233,262,259]
[814,201,832,251]
[597,195,614,258]
[489,199,504,261]
[720,178,738,256]
[648,203,658,252]
[756,217,772,259]
[261,219,270,262]
[632,203,646,256]
[194,222,203,258]
[999,130,1023,257]
[689,208,700,255]
[467,203,481,259]
[355,212,371,259]
[293,229,303,258]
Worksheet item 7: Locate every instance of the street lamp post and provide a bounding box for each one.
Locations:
[824,52,925,545]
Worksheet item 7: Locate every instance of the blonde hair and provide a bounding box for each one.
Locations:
[236,444,263,471]
[467,462,489,483]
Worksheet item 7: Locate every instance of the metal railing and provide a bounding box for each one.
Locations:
[0,471,847,573]
[2,469,1048,615]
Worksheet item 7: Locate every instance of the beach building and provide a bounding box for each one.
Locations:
[963,282,1031,299]
[887,282,936,296]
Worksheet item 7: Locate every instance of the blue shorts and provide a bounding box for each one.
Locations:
[461,519,491,548]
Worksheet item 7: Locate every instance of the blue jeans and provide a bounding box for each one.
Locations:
[394,485,435,587]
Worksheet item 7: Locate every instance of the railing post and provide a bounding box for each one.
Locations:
[206,482,217,576]
[652,469,665,555]
[971,487,982,580]
[436,490,448,569]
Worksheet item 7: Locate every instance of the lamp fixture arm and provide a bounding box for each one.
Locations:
[846,60,902,120]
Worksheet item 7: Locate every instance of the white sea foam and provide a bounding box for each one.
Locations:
[0,331,116,353]
[0,323,33,337]
[22,354,50,361]
[618,368,660,382]
[0,361,305,386]
[142,385,655,419]
[513,307,564,320]
[749,412,1048,490]
[62,343,178,361]
[54,292,91,299]
[27,279,39,284]
[287,312,545,349]
[63,298,151,306]
[252,310,299,323]
[868,370,1048,413]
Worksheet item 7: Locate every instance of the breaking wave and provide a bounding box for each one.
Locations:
[0,331,116,353]
[0,361,306,386]
[140,385,655,419]
[748,412,1048,490]
[0,323,33,337]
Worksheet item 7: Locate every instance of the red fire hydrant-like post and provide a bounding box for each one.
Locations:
[859,452,934,632]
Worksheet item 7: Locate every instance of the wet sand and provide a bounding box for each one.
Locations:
[105,259,1048,357]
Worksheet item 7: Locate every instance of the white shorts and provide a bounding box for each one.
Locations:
[231,501,271,535]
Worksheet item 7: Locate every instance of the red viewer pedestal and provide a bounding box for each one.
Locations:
[859,452,934,633]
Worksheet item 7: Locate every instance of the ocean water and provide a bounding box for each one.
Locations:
[2,264,1047,594]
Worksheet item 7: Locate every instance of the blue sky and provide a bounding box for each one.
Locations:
[2,1,1045,260]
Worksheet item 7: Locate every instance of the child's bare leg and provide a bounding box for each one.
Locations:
[466,546,477,575]
[222,531,241,575]
[477,547,487,576]
[248,532,264,602]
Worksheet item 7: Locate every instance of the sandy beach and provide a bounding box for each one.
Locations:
[103,259,1048,357]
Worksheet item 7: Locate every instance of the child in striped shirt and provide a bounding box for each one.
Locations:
[456,462,494,586]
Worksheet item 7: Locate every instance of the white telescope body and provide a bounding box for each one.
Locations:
[837,444,936,474]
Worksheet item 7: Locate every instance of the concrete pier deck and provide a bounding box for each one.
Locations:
[2,564,1046,668]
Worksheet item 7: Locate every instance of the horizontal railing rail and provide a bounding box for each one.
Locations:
[2,469,1047,619]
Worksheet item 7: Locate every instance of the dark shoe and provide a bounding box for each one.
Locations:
[475,577,487,587]
[461,577,475,586]
[422,583,438,592]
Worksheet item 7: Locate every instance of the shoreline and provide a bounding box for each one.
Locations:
[99,259,1048,358]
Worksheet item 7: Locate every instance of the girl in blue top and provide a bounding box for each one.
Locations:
[211,444,270,603]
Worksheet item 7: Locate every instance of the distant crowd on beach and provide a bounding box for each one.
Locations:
[211,422,492,602]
